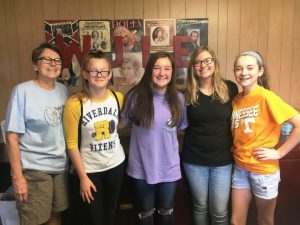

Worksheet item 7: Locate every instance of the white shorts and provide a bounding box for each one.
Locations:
[232,164,281,199]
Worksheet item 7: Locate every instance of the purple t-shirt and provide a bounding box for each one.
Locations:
[122,92,187,184]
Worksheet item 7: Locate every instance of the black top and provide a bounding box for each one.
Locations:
[182,80,238,166]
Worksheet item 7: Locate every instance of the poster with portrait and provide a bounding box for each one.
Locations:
[176,18,208,56]
[79,20,111,52]
[110,19,144,53]
[175,19,208,87]
[44,20,79,45]
[112,52,144,86]
[144,19,176,52]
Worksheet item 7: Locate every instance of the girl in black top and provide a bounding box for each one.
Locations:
[182,46,238,225]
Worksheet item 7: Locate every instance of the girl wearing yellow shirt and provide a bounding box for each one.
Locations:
[63,50,125,225]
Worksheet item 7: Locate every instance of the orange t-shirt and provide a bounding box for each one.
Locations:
[231,85,298,174]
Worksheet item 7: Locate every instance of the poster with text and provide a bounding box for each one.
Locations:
[110,19,144,53]
[79,20,111,52]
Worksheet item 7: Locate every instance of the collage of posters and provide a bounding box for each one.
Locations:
[44,18,208,87]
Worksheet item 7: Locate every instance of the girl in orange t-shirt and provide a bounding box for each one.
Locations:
[231,51,300,225]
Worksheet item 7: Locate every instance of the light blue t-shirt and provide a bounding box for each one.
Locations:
[5,80,69,173]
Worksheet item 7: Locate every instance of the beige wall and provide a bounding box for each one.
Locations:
[0,0,300,119]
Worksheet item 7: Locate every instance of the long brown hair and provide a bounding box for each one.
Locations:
[185,46,230,105]
[123,51,183,129]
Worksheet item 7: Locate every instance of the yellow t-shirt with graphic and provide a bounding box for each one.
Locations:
[63,90,125,173]
[231,85,298,174]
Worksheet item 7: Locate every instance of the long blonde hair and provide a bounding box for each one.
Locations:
[185,46,229,105]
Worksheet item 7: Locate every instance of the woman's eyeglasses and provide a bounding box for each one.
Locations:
[193,57,214,67]
[38,57,62,65]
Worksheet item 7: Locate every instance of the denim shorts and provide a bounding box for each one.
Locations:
[232,164,281,200]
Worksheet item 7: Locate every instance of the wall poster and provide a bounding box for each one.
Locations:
[144,19,176,53]
[44,20,79,46]
[175,19,208,86]
[44,18,208,88]
[110,19,144,86]
[79,20,111,52]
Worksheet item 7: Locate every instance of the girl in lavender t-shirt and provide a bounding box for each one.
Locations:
[120,51,187,225]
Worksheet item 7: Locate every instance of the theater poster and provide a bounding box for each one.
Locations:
[79,20,111,52]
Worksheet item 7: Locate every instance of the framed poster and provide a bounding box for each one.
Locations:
[144,19,176,52]
[79,20,111,52]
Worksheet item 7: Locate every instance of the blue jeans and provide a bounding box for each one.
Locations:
[183,163,233,225]
[130,177,177,225]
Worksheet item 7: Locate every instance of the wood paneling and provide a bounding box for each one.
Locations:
[115,0,133,19]
[240,0,259,51]
[170,0,185,19]
[144,0,158,18]
[217,0,228,77]
[257,0,270,60]
[79,0,93,19]
[279,0,295,102]
[226,0,240,80]
[186,0,206,18]
[290,0,300,111]
[133,0,144,18]
[42,0,59,19]
[0,0,11,116]
[101,0,114,19]
[91,0,102,18]
[30,0,44,47]
[266,0,284,93]
[206,0,219,51]
[58,0,80,19]
[16,0,34,82]
[0,0,300,120]
[4,0,21,92]
[159,0,170,19]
